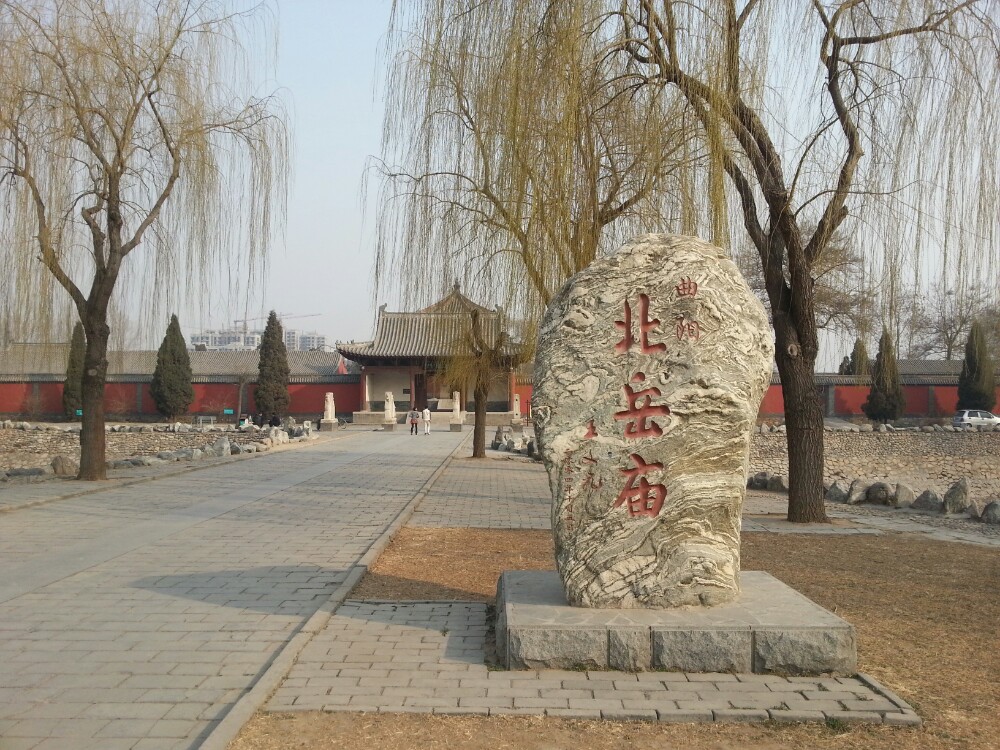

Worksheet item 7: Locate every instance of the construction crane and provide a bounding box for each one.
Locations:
[233,313,320,336]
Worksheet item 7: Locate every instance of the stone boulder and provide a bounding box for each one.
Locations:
[942,479,970,514]
[865,482,894,505]
[533,233,773,608]
[747,471,770,490]
[50,455,79,477]
[825,480,850,504]
[847,480,868,505]
[912,489,943,512]
[893,483,915,509]
[211,437,231,458]
[980,502,1000,525]
[766,474,788,492]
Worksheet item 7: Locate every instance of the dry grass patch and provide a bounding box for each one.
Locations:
[231,529,999,750]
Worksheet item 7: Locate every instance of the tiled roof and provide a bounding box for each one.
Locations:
[0,344,356,383]
[769,359,965,386]
[338,290,521,363]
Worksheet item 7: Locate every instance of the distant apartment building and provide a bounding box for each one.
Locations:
[189,328,325,352]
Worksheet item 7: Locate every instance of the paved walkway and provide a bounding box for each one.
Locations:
[265,455,929,729]
[269,601,918,725]
[0,430,466,750]
[6,435,988,747]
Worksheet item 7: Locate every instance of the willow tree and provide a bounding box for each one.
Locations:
[601,0,999,521]
[0,0,288,479]
[376,0,694,331]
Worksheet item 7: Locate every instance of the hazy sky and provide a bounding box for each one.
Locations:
[188,0,393,345]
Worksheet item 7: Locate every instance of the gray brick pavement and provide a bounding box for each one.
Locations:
[269,601,919,725]
[0,431,465,749]
[409,455,550,529]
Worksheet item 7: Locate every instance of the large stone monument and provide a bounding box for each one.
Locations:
[534,233,772,608]
[383,391,397,432]
[319,392,337,431]
[496,234,856,674]
[511,394,524,433]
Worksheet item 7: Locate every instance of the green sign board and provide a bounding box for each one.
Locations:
[75,409,83,416]
[223,408,235,415]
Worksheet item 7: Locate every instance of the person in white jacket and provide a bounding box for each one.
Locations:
[422,407,432,434]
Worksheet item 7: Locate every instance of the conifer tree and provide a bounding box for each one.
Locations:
[849,338,870,378]
[862,330,905,423]
[957,320,996,411]
[837,356,851,375]
[150,315,194,420]
[62,322,85,419]
[255,311,290,419]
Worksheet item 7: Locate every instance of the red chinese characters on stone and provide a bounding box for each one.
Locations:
[675,276,699,297]
[675,316,701,342]
[614,373,670,438]
[614,293,666,355]
[581,454,603,490]
[615,453,666,517]
[584,419,597,439]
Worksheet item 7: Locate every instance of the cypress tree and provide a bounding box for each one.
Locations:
[849,338,870,378]
[150,314,194,420]
[862,329,905,423]
[255,310,290,419]
[957,320,996,411]
[62,322,85,419]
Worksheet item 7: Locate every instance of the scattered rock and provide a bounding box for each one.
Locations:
[847,479,868,505]
[766,474,788,492]
[865,482,893,505]
[893,482,915,508]
[50,455,79,476]
[748,471,770,490]
[981,502,1000,525]
[7,466,47,477]
[912,489,943,512]
[825,481,849,503]
[942,478,970,514]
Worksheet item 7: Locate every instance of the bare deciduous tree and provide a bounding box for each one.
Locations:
[0,0,289,479]
[378,1,999,521]
[900,283,994,361]
[376,0,696,327]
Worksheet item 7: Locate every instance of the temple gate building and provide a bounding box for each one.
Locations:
[337,285,524,424]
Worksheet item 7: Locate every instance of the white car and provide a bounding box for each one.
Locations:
[952,409,1000,428]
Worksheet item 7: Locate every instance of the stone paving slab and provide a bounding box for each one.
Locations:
[0,431,466,750]
[409,456,550,529]
[268,601,918,725]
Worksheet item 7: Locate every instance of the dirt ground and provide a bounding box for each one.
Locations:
[231,529,999,750]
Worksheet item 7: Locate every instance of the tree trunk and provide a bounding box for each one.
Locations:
[78,318,111,480]
[773,334,827,523]
[472,380,488,458]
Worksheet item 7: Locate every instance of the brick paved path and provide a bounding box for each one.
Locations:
[269,601,919,725]
[0,431,465,750]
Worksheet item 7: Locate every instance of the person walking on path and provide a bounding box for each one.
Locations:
[422,407,432,434]
[408,408,420,435]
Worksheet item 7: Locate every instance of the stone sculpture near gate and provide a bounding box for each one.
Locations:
[320,392,337,431]
[449,390,463,432]
[533,234,773,608]
[383,391,397,431]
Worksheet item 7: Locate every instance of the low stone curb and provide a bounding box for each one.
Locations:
[197,431,472,750]
[0,431,346,515]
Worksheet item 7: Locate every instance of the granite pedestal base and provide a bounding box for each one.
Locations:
[495,571,856,675]
[319,420,336,432]
[383,423,396,432]
[450,423,463,432]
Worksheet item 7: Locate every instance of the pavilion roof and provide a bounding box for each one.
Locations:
[338,285,521,364]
